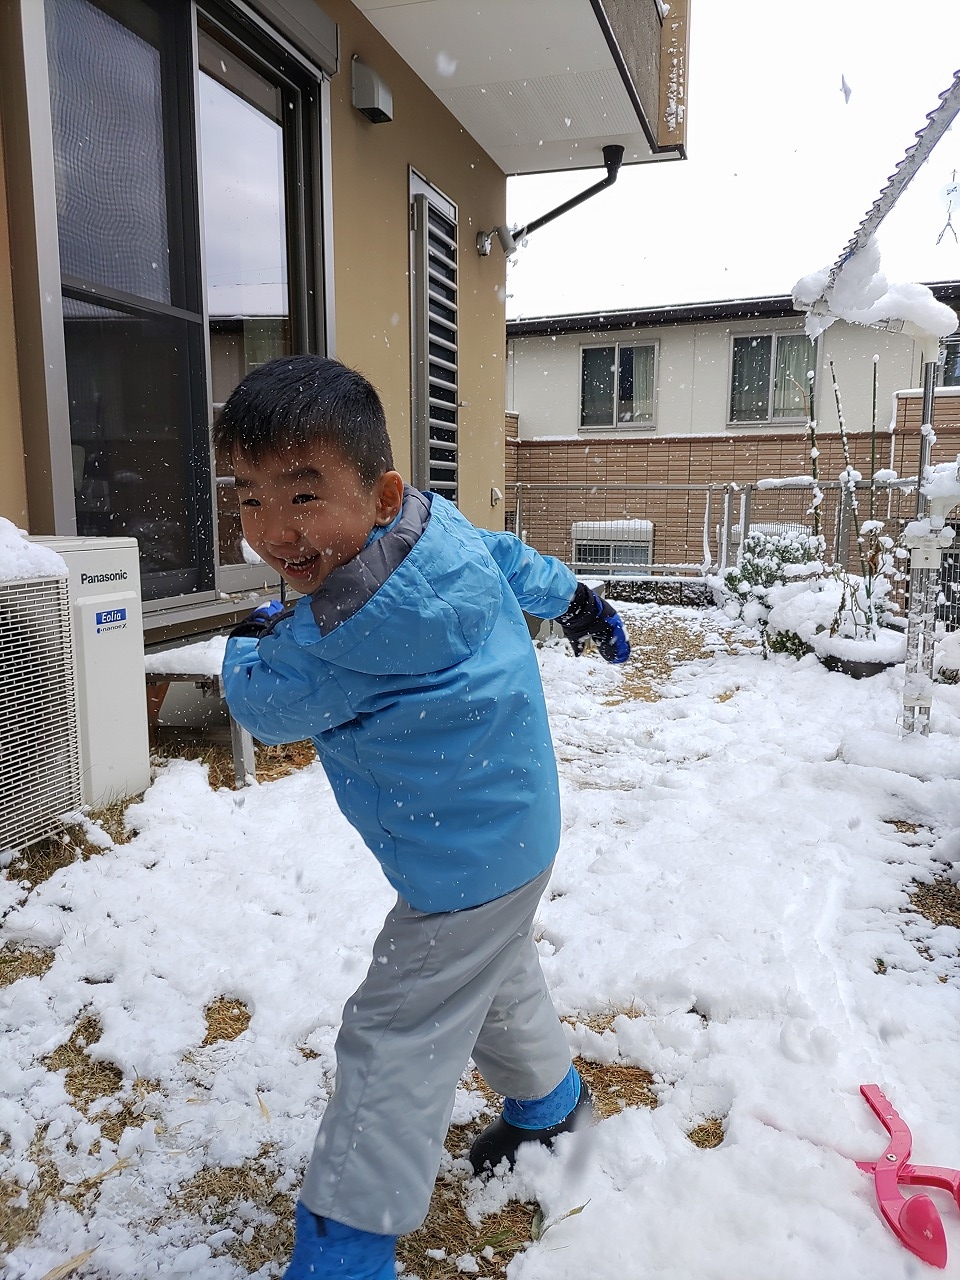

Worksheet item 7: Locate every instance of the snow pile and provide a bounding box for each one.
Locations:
[145,636,228,676]
[918,457,960,529]
[0,518,67,584]
[2,604,960,1279]
[765,577,907,664]
[793,236,959,339]
[936,629,960,678]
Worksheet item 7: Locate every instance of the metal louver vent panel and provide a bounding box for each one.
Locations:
[412,191,458,503]
[0,577,81,850]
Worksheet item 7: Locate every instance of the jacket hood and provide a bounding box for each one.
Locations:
[289,489,502,675]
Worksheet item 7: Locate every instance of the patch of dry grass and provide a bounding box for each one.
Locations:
[4,799,134,891]
[202,997,252,1046]
[38,1013,156,1148]
[0,1130,67,1253]
[257,741,317,782]
[687,1116,725,1149]
[562,1009,659,1117]
[575,1057,658,1116]
[400,1182,538,1279]
[151,739,315,791]
[42,1015,123,1111]
[570,1004,644,1035]
[0,945,55,988]
[174,1148,295,1274]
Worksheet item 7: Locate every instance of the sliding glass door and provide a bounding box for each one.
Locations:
[44,0,325,605]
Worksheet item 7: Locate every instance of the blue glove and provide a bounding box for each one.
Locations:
[557,583,631,663]
[230,599,284,639]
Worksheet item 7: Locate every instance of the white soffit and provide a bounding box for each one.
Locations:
[353,0,669,176]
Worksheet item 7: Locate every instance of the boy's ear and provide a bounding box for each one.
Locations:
[374,470,404,524]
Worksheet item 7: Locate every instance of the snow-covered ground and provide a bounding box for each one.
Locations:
[3,603,960,1280]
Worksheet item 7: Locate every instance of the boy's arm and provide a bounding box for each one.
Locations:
[475,527,578,618]
[222,624,350,745]
[477,528,630,664]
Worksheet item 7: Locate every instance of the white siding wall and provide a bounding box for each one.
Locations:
[507,316,923,440]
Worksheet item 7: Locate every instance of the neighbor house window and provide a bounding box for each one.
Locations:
[944,336,960,386]
[580,343,656,427]
[729,332,812,423]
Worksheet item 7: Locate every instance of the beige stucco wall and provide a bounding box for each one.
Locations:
[507,316,924,443]
[323,0,508,529]
[0,118,28,527]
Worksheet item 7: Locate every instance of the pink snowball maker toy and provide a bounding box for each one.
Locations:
[857,1084,960,1269]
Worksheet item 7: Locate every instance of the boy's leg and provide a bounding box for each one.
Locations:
[300,865,569,1238]
[469,925,572,1100]
[468,926,590,1173]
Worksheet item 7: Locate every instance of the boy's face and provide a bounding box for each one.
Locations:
[233,445,404,595]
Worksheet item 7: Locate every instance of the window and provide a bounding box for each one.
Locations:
[580,343,656,428]
[43,0,327,604]
[410,173,458,503]
[47,0,210,600]
[729,332,812,423]
[197,16,321,585]
[944,336,960,387]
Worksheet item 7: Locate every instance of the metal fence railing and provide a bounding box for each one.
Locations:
[508,477,943,619]
[509,479,922,575]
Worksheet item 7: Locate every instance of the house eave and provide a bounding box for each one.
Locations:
[507,283,960,337]
[352,0,688,176]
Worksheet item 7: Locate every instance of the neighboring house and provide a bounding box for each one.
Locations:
[0,0,690,642]
[507,291,960,445]
[505,292,960,572]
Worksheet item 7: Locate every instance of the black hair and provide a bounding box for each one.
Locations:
[213,355,394,488]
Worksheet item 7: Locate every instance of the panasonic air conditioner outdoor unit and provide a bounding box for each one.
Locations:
[571,520,654,576]
[33,537,150,809]
[0,572,83,852]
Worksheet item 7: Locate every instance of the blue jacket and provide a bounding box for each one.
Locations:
[222,488,577,912]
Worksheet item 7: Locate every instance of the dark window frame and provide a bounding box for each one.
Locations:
[49,0,213,600]
[199,5,327,595]
[728,330,814,425]
[943,335,960,387]
[579,340,658,430]
[38,0,330,608]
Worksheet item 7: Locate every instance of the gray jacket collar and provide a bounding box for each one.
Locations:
[309,486,431,636]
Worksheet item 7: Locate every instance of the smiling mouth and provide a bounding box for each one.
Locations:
[278,552,321,577]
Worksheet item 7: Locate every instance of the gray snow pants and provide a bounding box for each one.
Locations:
[300,864,572,1236]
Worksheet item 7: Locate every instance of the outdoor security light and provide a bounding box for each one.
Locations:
[478,224,519,257]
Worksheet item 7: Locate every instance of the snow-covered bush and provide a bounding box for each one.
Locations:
[764,524,905,668]
[716,528,823,633]
[722,507,906,668]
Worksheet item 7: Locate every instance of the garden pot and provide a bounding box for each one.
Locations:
[817,654,896,679]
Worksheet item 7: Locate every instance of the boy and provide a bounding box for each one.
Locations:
[217,356,630,1279]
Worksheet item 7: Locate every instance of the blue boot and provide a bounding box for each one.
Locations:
[469,1065,594,1174]
[283,1203,396,1279]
